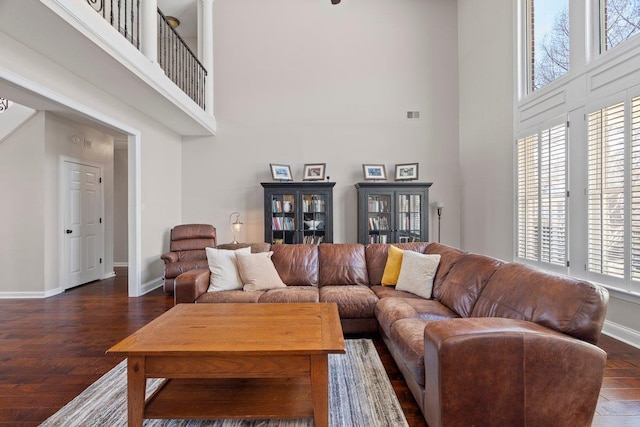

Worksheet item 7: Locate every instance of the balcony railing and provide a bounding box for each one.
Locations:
[86,1,207,110]
[158,10,207,110]
[87,0,139,48]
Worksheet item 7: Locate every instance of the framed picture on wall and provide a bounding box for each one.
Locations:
[363,164,387,180]
[303,163,326,181]
[394,163,419,181]
[270,164,293,181]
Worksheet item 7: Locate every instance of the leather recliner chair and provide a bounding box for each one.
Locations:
[161,224,216,294]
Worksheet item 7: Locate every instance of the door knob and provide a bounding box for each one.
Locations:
[66,229,72,234]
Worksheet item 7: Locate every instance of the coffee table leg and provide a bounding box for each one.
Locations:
[311,355,329,427]
[127,356,146,427]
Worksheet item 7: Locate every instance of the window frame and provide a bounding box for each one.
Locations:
[515,117,569,275]
[599,0,640,54]
[524,0,571,95]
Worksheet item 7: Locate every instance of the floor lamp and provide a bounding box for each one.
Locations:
[435,202,444,243]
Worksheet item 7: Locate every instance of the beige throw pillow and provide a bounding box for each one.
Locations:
[206,247,251,292]
[395,251,441,299]
[236,251,287,291]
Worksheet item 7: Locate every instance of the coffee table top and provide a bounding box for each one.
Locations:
[107,303,345,356]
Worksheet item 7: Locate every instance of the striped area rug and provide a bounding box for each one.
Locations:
[40,339,409,427]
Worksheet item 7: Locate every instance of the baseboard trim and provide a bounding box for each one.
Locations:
[113,262,128,268]
[602,320,640,350]
[102,271,116,280]
[0,287,64,299]
[140,276,163,296]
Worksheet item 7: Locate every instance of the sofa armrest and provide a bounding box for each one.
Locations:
[423,317,606,427]
[174,268,210,304]
[161,251,179,264]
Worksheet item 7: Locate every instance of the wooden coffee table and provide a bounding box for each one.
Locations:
[107,303,345,427]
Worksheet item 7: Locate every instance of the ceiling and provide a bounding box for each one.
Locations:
[158,0,198,38]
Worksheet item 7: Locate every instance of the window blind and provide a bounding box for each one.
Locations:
[588,102,625,278]
[631,96,640,280]
[517,134,539,261]
[540,124,567,265]
[517,124,567,266]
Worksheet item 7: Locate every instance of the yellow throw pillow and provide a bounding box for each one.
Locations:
[381,245,403,286]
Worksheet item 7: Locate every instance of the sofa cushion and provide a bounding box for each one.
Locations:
[196,290,264,303]
[174,250,208,262]
[471,263,609,344]
[205,247,251,292]
[164,259,209,280]
[270,244,318,286]
[365,242,430,286]
[389,317,435,387]
[237,251,286,291]
[396,252,441,299]
[426,242,465,291]
[319,285,378,318]
[258,286,319,303]
[376,297,459,338]
[433,253,503,317]
[318,244,369,286]
[371,285,425,300]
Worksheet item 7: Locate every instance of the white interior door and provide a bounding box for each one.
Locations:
[63,160,103,289]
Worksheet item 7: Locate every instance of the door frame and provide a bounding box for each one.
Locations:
[1,66,143,297]
[58,156,105,291]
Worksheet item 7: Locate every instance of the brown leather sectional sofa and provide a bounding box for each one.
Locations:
[171,241,609,427]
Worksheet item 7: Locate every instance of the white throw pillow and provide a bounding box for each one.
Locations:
[206,246,251,292]
[236,251,287,291]
[395,251,441,299]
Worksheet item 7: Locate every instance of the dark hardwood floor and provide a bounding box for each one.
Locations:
[0,268,638,426]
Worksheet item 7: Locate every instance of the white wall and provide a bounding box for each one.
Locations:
[43,112,115,292]
[182,0,461,246]
[0,102,35,143]
[457,0,515,260]
[0,31,182,293]
[113,146,128,265]
[0,113,46,294]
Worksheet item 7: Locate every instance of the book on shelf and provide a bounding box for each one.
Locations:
[367,216,389,231]
[303,197,325,213]
[303,235,324,244]
[271,216,295,231]
[368,234,388,244]
[367,198,388,213]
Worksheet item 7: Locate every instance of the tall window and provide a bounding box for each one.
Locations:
[517,123,567,266]
[588,103,626,278]
[602,0,640,51]
[529,0,570,91]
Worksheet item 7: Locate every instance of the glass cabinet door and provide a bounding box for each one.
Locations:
[397,193,422,242]
[270,193,296,244]
[366,194,392,243]
[302,193,326,244]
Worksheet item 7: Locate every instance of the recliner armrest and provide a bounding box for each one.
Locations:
[174,268,210,304]
[423,317,606,427]
[161,251,179,263]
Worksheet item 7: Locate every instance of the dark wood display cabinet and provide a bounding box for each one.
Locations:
[355,182,432,245]
[262,182,335,244]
